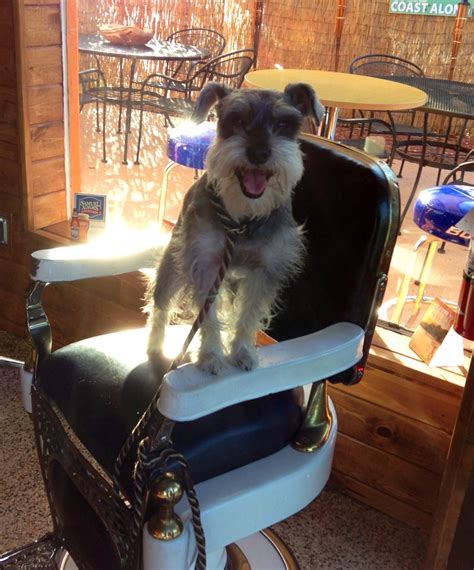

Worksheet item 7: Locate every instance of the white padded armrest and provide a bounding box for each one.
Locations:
[158,322,364,421]
[30,234,170,283]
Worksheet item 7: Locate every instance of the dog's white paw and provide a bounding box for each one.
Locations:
[198,351,226,375]
[229,345,258,372]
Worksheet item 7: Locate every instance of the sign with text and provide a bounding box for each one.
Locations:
[74,193,107,223]
[390,1,473,16]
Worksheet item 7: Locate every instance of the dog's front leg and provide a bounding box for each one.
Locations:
[189,248,226,375]
[197,300,226,375]
[229,271,279,371]
[147,247,181,360]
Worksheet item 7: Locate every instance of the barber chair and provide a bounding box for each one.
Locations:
[1,136,399,569]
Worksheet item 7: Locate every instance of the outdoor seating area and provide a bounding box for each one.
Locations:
[1,1,473,569]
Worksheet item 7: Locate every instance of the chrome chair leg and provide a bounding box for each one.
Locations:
[159,161,178,231]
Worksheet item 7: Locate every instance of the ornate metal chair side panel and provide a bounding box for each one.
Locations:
[31,388,135,569]
[0,283,140,570]
[0,534,59,569]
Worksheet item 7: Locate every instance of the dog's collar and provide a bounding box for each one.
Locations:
[209,188,272,238]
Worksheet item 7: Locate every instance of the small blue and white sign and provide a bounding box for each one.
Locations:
[74,193,107,223]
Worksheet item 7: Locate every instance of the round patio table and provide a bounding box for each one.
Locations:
[79,34,210,164]
[244,69,428,139]
[372,75,473,224]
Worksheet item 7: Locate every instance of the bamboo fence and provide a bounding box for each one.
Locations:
[78,0,473,137]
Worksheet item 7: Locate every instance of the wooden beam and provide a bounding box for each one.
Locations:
[424,355,474,569]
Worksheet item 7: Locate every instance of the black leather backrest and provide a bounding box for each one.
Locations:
[268,136,400,381]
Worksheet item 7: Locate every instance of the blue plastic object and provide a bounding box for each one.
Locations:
[167,121,217,170]
[414,184,474,247]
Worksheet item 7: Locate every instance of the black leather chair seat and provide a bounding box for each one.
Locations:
[37,328,304,485]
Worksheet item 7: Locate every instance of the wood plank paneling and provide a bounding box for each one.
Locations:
[0,118,17,146]
[31,157,65,196]
[0,140,18,162]
[30,122,64,161]
[32,190,67,228]
[0,157,20,195]
[0,286,28,333]
[0,47,16,87]
[26,46,62,86]
[0,5,14,50]
[334,365,461,434]
[329,471,432,531]
[42,279,146,348]
[28,85,63,124]
[0,192,21,215]
[24,6,61,47]
[0,258,30,292]
[24,0,60,5]
[330,388,451,474]
[333,433,441,513]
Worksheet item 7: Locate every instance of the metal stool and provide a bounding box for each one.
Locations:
[380,182,474,330]
[158,121,217,230]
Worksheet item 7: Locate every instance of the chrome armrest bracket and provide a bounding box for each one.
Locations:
[25,280,51,376]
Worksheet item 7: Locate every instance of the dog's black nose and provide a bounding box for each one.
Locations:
[247,147,271,165]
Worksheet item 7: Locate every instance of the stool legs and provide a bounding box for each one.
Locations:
[390,236,438,326]
[159,161,178,231]
[409,238,439,326]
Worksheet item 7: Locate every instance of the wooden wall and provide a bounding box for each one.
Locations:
[19,0,67,230]
[0,0,146,345]
[0,0,25,338]
[329,329,464,530]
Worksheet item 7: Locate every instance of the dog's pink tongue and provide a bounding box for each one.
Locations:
[243,169,267,197]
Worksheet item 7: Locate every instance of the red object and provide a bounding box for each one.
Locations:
[454,238,474,339]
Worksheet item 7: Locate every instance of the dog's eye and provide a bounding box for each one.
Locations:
[274,118,292,131]
[274,117,298,137]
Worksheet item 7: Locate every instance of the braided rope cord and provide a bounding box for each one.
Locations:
[111,192,244,570]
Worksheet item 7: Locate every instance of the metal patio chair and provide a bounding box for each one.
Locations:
[134,49,255,164]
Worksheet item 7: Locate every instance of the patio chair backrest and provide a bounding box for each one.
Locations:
[185,49,256,98]
[165,27,226,77]
[442,158,474,186]
[349,54,424,78]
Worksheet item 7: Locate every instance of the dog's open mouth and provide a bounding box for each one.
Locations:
[236,168,273,199]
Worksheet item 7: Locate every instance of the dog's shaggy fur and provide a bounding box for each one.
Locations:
[147,82,325,375]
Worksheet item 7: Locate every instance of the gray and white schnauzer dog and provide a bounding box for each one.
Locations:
[147,82,325,375]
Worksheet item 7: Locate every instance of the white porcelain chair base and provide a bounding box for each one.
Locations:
[142,400,337,569]
[233,529,298,569]
[60,529,294,570]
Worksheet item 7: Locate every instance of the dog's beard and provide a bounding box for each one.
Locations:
[205,135,304,220]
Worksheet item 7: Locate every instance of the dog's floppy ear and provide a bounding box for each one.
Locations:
[284,83,326,126]
[191,82,234,123]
